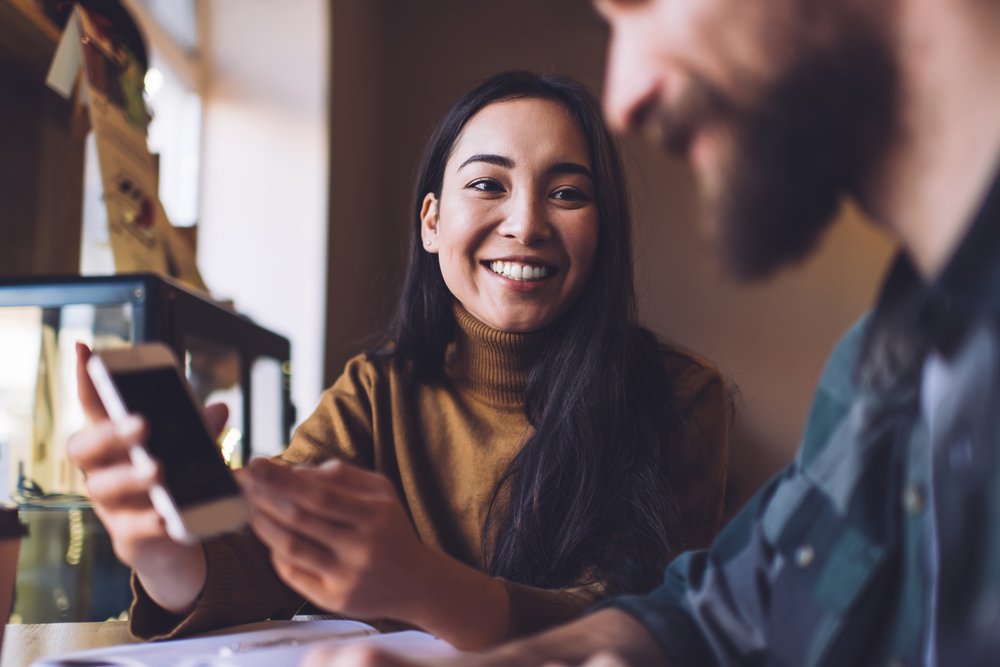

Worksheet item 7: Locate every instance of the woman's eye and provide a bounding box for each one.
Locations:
[552,188,589,202]
[468,179,504,193]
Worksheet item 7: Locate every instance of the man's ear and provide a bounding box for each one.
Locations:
[420,193,439,252]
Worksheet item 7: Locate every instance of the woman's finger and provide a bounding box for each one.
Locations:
[245,459,375,526]
[67,416,147,472]
[299,459,389,495]
[271,558,328,604]
[85,462,159,510]
[247,485,361,549]
[76,343,108,421]
[250,510,338,574]
[98,506,172,563]
[204,403,229,439]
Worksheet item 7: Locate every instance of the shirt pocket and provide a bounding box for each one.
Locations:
[763,477,887,667]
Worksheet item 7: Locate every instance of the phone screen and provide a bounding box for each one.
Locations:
[111,367,241,508]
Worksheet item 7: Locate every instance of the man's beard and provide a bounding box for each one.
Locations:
[657,27,899,281]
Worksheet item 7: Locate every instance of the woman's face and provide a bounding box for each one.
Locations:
[422,98,600,333]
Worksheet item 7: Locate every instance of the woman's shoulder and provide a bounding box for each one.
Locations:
[656,344,726,417]
[329,350,407,396]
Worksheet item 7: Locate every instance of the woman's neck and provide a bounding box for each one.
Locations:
[448,303,551,406]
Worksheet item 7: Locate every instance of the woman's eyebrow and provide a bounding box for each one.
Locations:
[548,162,594,181]
[458,154,514,170]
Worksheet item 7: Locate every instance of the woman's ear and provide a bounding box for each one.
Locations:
[420,193,439,253]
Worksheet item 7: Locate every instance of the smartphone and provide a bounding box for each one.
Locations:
[86,342,249,543]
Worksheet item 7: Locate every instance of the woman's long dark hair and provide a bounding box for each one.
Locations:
[372,72,685,594]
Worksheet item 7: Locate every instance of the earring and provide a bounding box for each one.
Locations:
[425,239,432,246]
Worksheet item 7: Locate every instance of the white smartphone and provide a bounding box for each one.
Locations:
[86,342,249,544]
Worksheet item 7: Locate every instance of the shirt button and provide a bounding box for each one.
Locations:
[902,483,926,516]
[794,544,815,569]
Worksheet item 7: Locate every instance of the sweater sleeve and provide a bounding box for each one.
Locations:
[128,355,380,640]
[499,579,602,638]
[492,352,729,640]
[660,349,730,552]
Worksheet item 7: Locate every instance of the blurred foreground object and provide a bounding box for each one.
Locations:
[0,274,293,622]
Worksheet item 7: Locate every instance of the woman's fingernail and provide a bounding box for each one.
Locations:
[135,461,157,481]
[319,459,340,471]
[115,416,143,439]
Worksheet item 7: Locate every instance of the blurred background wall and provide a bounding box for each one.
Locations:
[324,0,897,509]
[197,0,329,431]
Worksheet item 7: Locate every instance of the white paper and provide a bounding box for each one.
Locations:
[30,620,458,667]
[45,10,83,99]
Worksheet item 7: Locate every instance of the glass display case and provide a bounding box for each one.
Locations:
[0,273,294,622]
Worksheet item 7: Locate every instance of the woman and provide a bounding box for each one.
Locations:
[70,72,728,650]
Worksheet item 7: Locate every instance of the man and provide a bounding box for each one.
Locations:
[308,0,1000,665]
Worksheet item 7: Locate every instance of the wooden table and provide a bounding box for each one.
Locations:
[0,621,141,667]
[0,616,344,667]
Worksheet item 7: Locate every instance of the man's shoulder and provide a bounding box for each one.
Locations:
[798,315,871,467]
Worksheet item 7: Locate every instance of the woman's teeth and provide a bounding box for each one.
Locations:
[488,261,550,282]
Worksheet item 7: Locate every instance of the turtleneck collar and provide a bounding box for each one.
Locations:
[448,302,551,406]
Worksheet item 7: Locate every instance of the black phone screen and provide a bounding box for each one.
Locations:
[111,367,241,508]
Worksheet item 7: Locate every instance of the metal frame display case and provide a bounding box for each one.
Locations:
[0,273,294,623]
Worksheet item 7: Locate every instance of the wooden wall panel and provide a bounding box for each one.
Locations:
[0,0,87,277]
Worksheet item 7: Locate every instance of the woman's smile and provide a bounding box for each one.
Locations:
[484,260,554,282]
[421,97,599,332]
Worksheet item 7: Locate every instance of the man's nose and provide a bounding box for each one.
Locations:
[497,193,553,245]
[603,22,662,134]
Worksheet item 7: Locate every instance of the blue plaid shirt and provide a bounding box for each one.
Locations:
[601,169,1000,667]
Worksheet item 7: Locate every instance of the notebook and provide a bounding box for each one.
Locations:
[30,619,457,667]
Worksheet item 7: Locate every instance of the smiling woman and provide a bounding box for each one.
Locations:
[72,72,730,653]
[421,97,599,333]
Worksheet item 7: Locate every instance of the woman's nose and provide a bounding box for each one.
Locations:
[497,193,552,245]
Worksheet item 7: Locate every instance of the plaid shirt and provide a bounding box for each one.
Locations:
[602,170,1000,667]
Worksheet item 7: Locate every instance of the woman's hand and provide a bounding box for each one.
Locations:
[66,343,222,615]
[243,457,511,649]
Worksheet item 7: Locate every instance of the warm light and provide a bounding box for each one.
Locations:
[144,68,165,99]
[219,428,242,465]
[66,508,84,565]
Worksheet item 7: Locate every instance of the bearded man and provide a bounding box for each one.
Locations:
[309,0,1000,665]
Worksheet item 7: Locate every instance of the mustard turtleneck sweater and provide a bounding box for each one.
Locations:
[130,305,729,641]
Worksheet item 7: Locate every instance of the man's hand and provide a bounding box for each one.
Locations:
[299,609,670,667]
[67,343,224,615]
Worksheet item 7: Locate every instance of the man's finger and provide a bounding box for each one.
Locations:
[577,651,632,667]
[76,342,108,421]
[67,416,147,471]
[302,644,416,667]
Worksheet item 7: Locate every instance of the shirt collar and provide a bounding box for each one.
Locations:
[858,161,1000,390]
